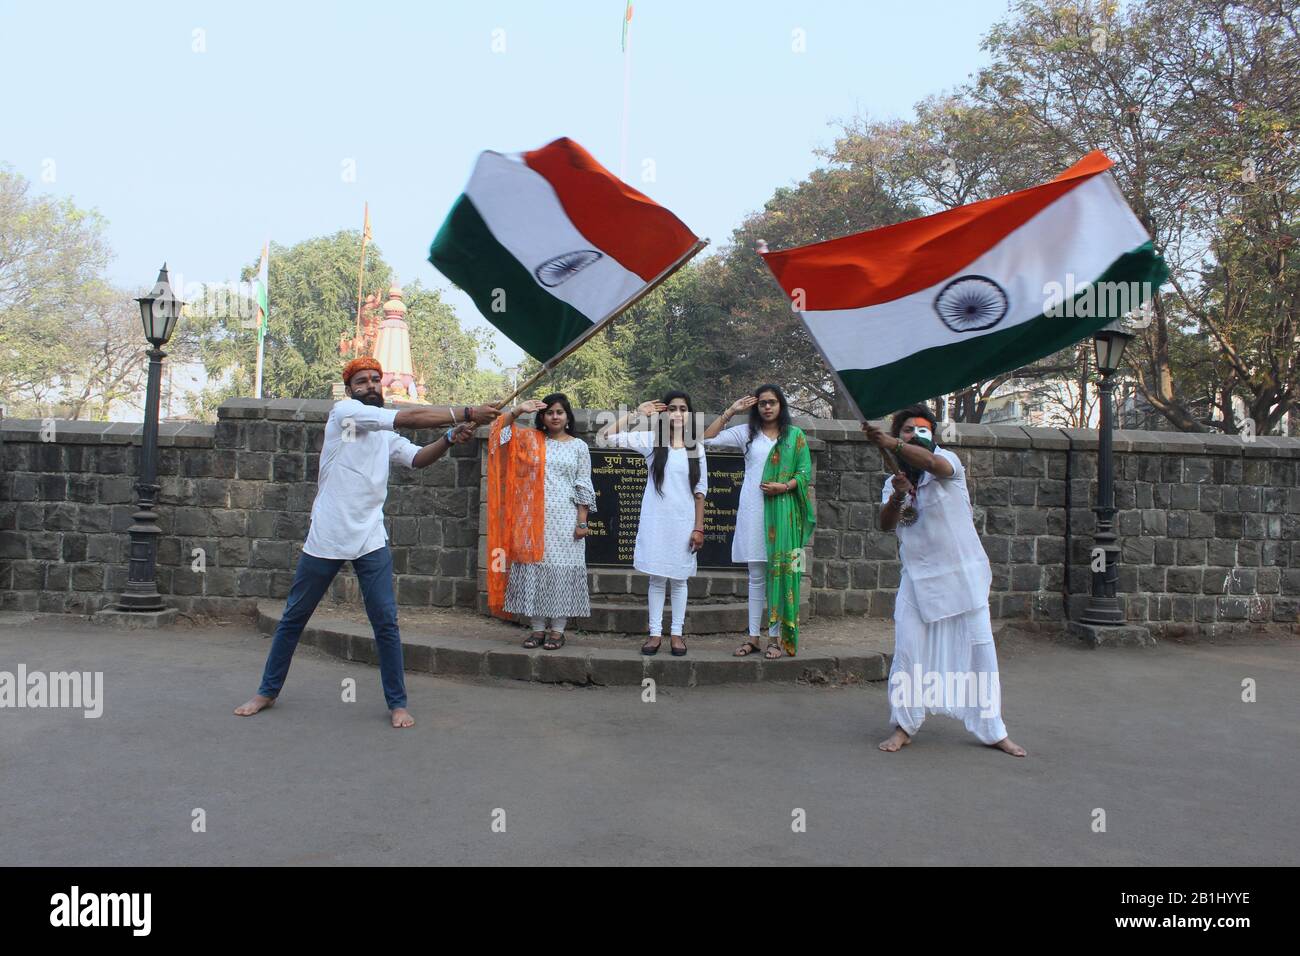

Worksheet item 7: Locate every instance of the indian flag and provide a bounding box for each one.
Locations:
[429,137,702,363]
[760,151,1169,419]
[252,240,269,342]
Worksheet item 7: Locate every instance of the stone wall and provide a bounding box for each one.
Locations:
[2,398,1297,637]
[0,398,480,619]
[795,420,1300,638]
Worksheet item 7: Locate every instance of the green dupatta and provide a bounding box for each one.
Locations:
[762,425,816,655]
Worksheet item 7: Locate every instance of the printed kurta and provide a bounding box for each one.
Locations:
[502,428,597,618]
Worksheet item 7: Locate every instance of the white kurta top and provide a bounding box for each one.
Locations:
[606,430,709,580]
[303,399,420,560]
[881,446,992,623]
[705,424,776,564]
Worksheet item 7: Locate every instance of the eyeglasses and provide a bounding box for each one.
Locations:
[757,400,780,408]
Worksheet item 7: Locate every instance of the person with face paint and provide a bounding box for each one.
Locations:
[703,384,816,659]
[490,393,597,650]
[235,356,500,729]
[600,393,709,656]
[863,404,1026,757]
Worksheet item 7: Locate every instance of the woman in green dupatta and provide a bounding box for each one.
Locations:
[703,384,816,659]
[761,420,815,655]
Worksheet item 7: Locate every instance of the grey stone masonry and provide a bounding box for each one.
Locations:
[2,400,1298,638]
[0,398,481,619]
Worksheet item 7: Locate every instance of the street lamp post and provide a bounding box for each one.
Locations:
[113,264,184,613]
[1080,321,1134,627]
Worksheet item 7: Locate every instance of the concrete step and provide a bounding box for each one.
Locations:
[256,601,887,688]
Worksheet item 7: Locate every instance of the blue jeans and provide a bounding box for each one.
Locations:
[257,546,407,710]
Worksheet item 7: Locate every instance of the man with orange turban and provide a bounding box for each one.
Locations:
[235,358,501,728]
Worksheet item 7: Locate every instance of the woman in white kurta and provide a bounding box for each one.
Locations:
[864,405,1025,757]
[703,385,798,659]
[602,394,708,655]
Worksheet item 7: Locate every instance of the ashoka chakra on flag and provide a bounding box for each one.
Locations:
[759,150,1169,420]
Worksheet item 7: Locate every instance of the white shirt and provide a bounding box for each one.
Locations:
[302,398,421,560]
[606,430,709,579]
[704,424,775,564]
[881,447,992,622]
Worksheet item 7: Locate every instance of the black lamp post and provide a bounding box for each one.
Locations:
[1079,321,1135,626]
[113,264,183,612]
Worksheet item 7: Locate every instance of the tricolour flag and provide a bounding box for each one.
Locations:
[759,151,1169,419]
[429,137,701,364]
[252,240,270,399]
[253,240,269,341]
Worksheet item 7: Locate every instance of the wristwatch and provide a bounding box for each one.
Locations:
[577,522,589,529]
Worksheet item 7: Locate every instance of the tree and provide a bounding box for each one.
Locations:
[177,230,393,416]
[0,166,114,410]
[971,0,1299,432]
[404,281,509,404]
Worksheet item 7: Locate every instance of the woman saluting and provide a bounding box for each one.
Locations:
[703,384,815,659]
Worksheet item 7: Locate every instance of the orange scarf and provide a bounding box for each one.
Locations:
[486,416,546,617]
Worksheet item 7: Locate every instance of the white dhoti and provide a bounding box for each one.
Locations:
[880,446,1011,745]
[888,575,1007,744]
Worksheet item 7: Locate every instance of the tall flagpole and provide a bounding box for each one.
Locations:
[355,202,370,343]
[253,239,269,399]
[619,2,633,181]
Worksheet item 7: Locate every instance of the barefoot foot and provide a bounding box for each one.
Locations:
[878,728,911,752]
[991,736,1026,757]
[234,694,275,717]
[390,707,415,729]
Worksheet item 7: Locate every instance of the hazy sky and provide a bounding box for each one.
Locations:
[2,0,1014,374]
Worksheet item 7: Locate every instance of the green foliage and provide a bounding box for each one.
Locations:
[0,165,117,413]
[177,233,505,418]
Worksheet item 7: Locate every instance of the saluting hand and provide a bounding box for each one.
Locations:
[728,395,757,417]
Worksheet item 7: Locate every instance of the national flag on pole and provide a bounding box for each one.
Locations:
[759,150,1169,419]
[252,240,270,341]
[252,240,270,398]
[429,137,701,364]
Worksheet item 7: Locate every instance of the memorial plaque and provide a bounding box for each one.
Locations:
[586,448,744,570]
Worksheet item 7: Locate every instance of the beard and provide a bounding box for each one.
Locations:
[356,391,384,408]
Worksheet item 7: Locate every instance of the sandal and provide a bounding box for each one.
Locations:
[543,631,566,651]
[733,640,761,657]
[670,635,687,657]
[522,632,545,649]
[764,642,784,660]
[641,636,662,656]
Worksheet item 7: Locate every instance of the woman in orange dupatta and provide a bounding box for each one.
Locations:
[487,395,597,650]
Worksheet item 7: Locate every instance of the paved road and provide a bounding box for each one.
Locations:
[1,613,1296,865]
